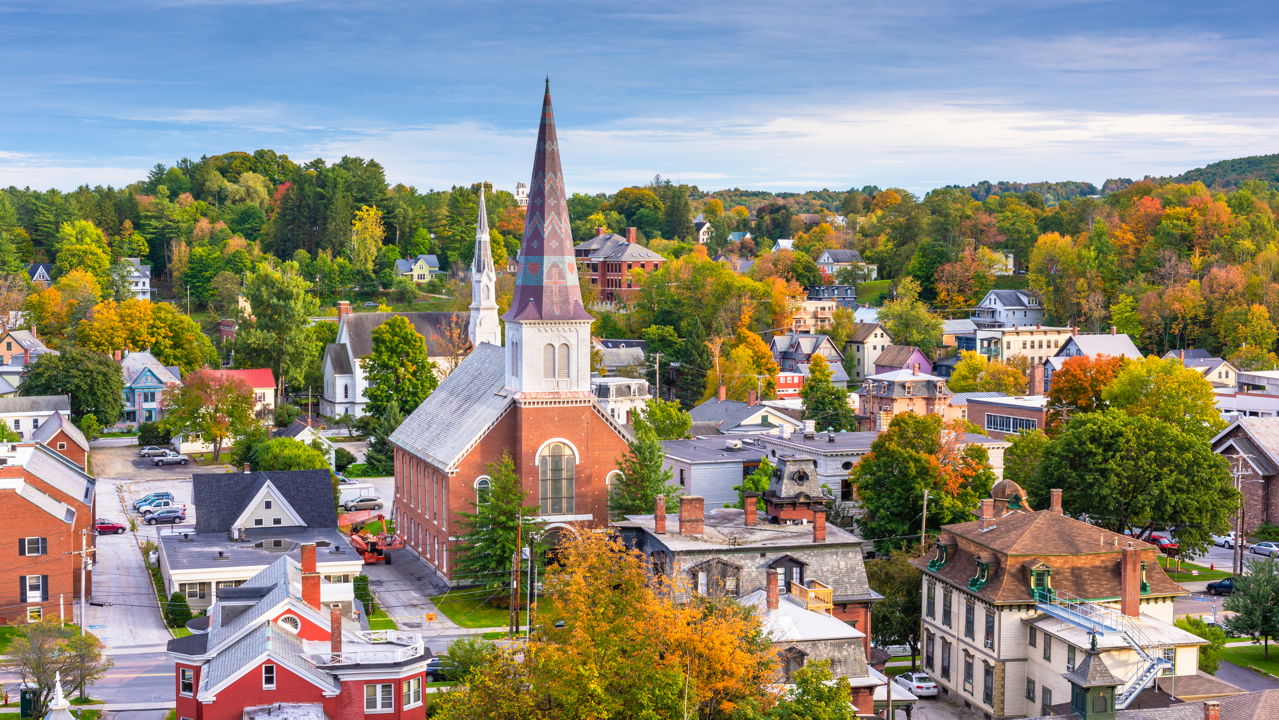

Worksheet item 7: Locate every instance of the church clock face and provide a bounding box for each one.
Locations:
[792,469,808,485]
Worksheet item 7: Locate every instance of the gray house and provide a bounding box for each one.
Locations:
[662,435,765,508]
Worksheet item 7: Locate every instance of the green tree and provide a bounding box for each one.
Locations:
[768,661,858,720]
[20,347,124,424]
[361,315,439,419]
[948,350,1028,395]
[1004,429,1050,508]
[1175,616,1226,673]
[78,413,102,442]
[609,418,680,519]
[728,456,773,510]
[454,453,542,588]
[674,318,711,409]
[1225,558,1279,658]
[235,262,321,397]
[54,241,110,291]
[256,438,329,471]
[160,368,257,460]
[639,398,691,440]
[1103,355,1226,441]
[864,551,924,668]
[165,591,193,628]
[362,402,403,476]
[800,354,855,431]
[878,277,943,355]
[1040,408,1236,555]
[441,636,500,683]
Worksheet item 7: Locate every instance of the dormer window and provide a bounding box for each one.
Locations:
[969,559,990,591]
[1031,564,1053,601]
[928,542,950,571]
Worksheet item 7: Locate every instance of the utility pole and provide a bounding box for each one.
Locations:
[654,352,662,400]
[70,529,95,635]
[509,513,522,635]
[920,489,930,550]
[526,534,536,642]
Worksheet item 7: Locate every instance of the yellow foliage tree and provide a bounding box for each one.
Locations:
[349,205,384,273]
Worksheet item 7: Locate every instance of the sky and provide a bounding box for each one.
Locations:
[1,0,1278,195]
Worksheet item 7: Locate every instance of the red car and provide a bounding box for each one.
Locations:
[95,518,127,535]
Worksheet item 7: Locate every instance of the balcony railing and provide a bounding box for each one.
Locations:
[311,630,426,666]
[791,580,834,615]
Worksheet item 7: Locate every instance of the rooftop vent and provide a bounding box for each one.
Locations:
[214,551,229,561]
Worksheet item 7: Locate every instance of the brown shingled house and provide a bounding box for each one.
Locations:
[916,481,1238,719]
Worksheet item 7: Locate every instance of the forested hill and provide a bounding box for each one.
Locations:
[1168,153,1279,190]
[949,180,1100,202]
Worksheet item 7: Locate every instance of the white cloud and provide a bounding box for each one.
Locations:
[0,161,146,190]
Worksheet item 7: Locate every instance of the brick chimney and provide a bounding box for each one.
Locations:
[766,568,779,610]
[301,543,321,611]
[1120,543,1141,617]
[679,495,704,536]
[1030,363,1045,394]
[1203,700,1220,720]
[595,227,607,237]
[744,493,758,526]
[329,604,343,658]
[1179,349,1186,361]
[1050,488,1063,515]
[1111,326,1117,335]
[337,300,352,321]
[911,362,919,375]
[243,463,251,474]
[625,227,638,244]
[813,508,827,543]
[747,390,758,406]
[113,349,122,362]
[654,494,667,534]
[717,384,727,402]
[978,498,995,530]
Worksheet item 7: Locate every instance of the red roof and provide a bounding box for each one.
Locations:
[211,368,276,389]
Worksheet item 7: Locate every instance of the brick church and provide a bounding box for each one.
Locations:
[389,82,631,583]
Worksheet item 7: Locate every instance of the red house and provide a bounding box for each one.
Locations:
[574,227,666,303]
[169,544,433,720]
[30,412,90,469]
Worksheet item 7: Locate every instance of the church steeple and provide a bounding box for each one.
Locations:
[468,183,501,347]
[503,81,593,397]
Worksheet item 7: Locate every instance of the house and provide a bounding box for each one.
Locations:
[916,483,1230,719]
[727,231,752,245]
[574,228,665,303]
[168,548,432,720]
[321,305,469,417]
[0,395,70,441]
[0,442,96,623]
[1042,332,1143,393]
[514,180,529,206]
[157,470,362,613]
[806,285,859,308]
[614,454,883,714]
[692,213,712,244]
[211,368,278,415]
[0,328,52,367]
[713,253,755,275]
[1164,349,1238,387]
[873,344,932,376]
[26,263,53,286]
[846,323,893,383]
[857,368,951,431]
[815,249,877,281]
[966,395,1050,438]
[662,435,765,508]
[972,289,1044,329]
[1212,418,1279,533]
[30,412,89,469]
[119,351,182,426]
[591,376,650,425]
[789,299,836,333]
[393,254,441,283]
[388,86,633,584]
[775,237,795,251]
[121,257,152,300]
[1029,689,1276,720]
[690,388,804,436]
[966,326,1073,366]
[1214,388,1279,423]
[593,338,647,375]
[942,319,978,348]
[770,332,848,397]
[273,420,337,470]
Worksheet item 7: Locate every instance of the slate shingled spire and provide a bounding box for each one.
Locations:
[505,80,593,322]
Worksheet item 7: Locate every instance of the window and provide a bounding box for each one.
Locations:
[11,419,18,430]
[925,632,935,669]
[983,663,994,705]
[926,581,936,617]
[779,647,806,683]
[1043,634,1052,661]
[1162,647,1176,676]
[475,476,491,505]
[985,413,1038,434]
[538,442,575,515]
[963,652,974,692]
[964,599,975,639]
[688,559,741,598]
[142,391,156,403]
[942,588,952,627]
[262,664,276,690]
[1041,687,1052,716]
[178,582,209,600]
[342,384,349,399]
[19,537,46,556]
[56,442,65,450]
[984,609,995,649]
[254,518,263,526]
[940,639,951,679]
[365,683,394,712]
[403,676,423,708]
[180,668,194,696]
[1028,627,1037,647]
[1026,678,1036,701]
[543,344,556,379]
[30,418,38,430]
[20,575,45,603]
[264,500,273,509]
[26,606,42,622]
[1067,645,1076,672]
[557,343,570,379]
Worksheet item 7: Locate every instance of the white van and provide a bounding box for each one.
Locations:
[338,482,377,506]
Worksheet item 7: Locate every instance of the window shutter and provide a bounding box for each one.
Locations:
[38,538,46,556]
[40,576,48,602]
[17,539,24,557]
[19,578,26,603]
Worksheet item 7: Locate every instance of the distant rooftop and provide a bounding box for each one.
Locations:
[617,506,862,551]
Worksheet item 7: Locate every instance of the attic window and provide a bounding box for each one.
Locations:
[1140,560,1150,594]
[968,559,990,591]
[1031,565,1054,601]
[278,614,301,633]
[928,542,950,572]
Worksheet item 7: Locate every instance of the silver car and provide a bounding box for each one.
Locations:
[894,671,938,697]
[1253,541,1279,556]
[343,496,384,512]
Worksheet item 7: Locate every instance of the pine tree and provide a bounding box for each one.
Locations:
[362,401,402,476]
[674,318,710,409]
[609,418,681,519]
[800,354,856,431]
[454,454,541,588]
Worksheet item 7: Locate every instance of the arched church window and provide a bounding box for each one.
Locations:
[557,343,570,379]
[539,442,575,515]
[475,476,491,505]
[543,344,556,379]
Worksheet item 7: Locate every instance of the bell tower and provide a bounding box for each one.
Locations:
[468,183,501,347]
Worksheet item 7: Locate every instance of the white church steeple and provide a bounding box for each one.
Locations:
[468,183,502,347]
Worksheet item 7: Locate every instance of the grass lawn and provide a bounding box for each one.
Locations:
[856,279,892,306]
[368,606,399,631]
[69,697,103,705]
[171,627,193,638]
[884,666,915,677]
[165,711,177,720]
[1158,555,1233,581]
[430,593,526,629]
[0,626,20,653]
[1221,643,1279,676]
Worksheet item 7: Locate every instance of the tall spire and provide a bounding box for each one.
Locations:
[504,80,592,322]
[469,183,501,347]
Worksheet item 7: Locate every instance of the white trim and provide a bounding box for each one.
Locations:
[203,647,338,699]
[535,437,580,461]
[473,475,491,489]
[229,480,307,530]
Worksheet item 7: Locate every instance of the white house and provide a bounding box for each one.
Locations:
[846,323,893,383]
[0,395,71,441]
[815,249,877,280]
[971,290,1043,329]
[122,258,151,300]
[591,376,651,425]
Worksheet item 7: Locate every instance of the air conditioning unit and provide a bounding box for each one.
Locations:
[724,439,742,450]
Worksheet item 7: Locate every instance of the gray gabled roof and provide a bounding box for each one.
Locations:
[1061,333,1142,359]
[0,395,70,414]
[272,419,315,440]
[1163,348,1214,361]
[389,343,512,471]
[819,249,863,264]
[24,443,94,506]
[192,470,338,534]
[123,257,150,278]
[341,312,470,358]
[850,323,887,343]
[324,343,352,376]
[875,344,924,368]
[30,412,89,452]
[120,351,181,386]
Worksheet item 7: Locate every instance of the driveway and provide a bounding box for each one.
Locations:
[92,444,232,480]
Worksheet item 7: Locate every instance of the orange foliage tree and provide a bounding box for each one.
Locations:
[1045,354,1125,429]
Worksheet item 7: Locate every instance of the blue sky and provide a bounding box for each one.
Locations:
[1,0,1277,195]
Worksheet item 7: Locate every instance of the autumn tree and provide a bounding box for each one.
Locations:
[947,351,1028,395]
[800,354,855,431]
[3,618,112,716]
[76,298,217,374]
[349,204,384,273]
[160,369,257,460]
[361,315,438,419]
[20,347,123,423]
[1045,354,1124,429]
[878,277,943,355]
[609,417,680,519]
[453,453,541,590]
[1103,355,1225,441]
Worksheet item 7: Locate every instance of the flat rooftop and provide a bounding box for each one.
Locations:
[968,395,1048,410]
[617,506,862,551]
[762,430,1009,455]
[158,527,356,571]
[664,436,766,464]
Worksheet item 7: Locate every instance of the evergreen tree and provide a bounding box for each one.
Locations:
[362,401,402,476]
[800,354,855,431]
[675,318,710,408]
[454,453,541,588]
[609,418,680,519]
[663,191,694,240]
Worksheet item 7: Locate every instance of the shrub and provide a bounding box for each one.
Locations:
[78,414,102,442]
[1252,523,1279,542]
[137,422,171,446]
[1175,616,1226,673]
[442,637,499,682]
[274,404,302,428]
[165,591,193,628]
[334,447,357,472]
[354,575,377,617]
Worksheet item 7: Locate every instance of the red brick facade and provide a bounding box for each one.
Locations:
[39,430,87,469]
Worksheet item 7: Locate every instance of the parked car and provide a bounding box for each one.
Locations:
[1213,532,1243,548]
[132,491,173,510]
[152,451,191,466]
[894,671,938,698]
[138,446,169,457]
[144,508,186,525]
[1253,542,1279,556]
[1152,538,1179,555]
[343,496,384,512]
[1206,577,1237,596]
[94,518,127,534]
[141,499,185,515]
[424,657,445,682]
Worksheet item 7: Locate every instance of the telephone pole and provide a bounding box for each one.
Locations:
[920,489,930,550]
[70,529,95,635]
[654,352,662,400]
[509,513,522,635]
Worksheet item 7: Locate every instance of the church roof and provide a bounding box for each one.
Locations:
[389,343,512,471]
[505,81,593,323]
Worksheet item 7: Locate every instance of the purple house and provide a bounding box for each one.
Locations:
[874,344,932,376]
